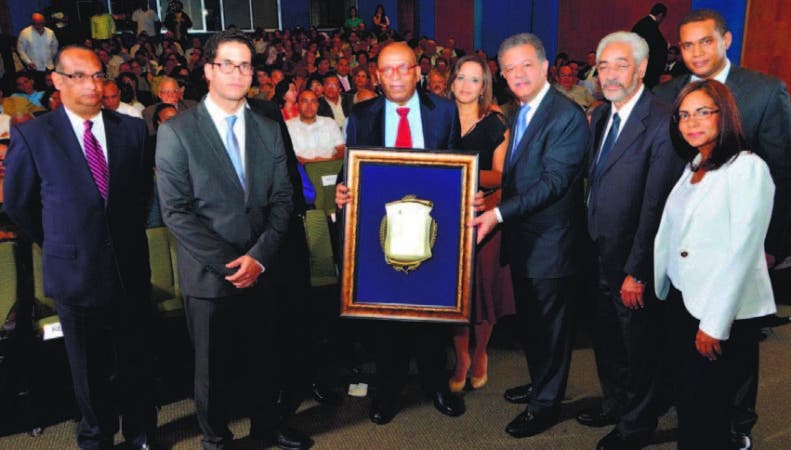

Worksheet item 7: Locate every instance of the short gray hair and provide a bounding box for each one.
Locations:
[498,33,547,67]
[596,31,649,65]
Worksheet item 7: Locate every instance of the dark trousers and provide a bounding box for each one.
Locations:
[668,287,762,450]
[511,273,574,413]
[591,263,658,437]
[184,289,278,450]
[55,298,156,450]
[374,321,450,396]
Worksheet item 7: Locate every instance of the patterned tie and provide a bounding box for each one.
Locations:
[395,107,412,148]
[508,104,530,165]
[83,120,109,201]
[224,115,245,189]
[593,112,621,181]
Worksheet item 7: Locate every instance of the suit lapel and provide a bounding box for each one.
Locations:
[589,104,611,179]
[506,88,553,170]
[679,166,719,237]
[367,97,385,146]
[419,92,437,149]
[48,108,105,205]
[598,91,650,177]
[102,110,125,204]
[195,102,245,196]
[244,108,265,204]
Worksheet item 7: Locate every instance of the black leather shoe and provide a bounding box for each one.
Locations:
[311,383,343,407]
[432,390,465,417]
[576,407,617,428]
[252,425,314,450]
[505,409,558,438]
[596,428,650,450]
[731,432,752,450]
[369,395,398,425]
[503,383,533,404]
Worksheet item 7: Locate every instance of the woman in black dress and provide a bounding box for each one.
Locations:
[447,55,516,392]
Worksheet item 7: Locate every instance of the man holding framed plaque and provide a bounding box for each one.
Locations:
[471,33,588,439]
[335,41,465,425]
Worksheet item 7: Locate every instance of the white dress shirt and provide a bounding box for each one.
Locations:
[286,116,344,159]
[384,91,425,149]
[114,102,143,118]
[64,107,109,163]
[17,25,58,71]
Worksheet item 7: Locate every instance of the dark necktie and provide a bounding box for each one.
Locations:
[395,107,412,148]
[83,120,109,201]
[593,112,621,181]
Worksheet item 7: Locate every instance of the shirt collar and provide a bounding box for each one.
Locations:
[204,94,247,124]
[690,58,731,84]
[385,90,420,112]
[610,84,644,123]
[63,106,102,130]
[522,80,551,110]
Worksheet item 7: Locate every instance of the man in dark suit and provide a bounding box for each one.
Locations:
[470,33,588,439]
[653,9,791,448]
[335,41,465,426]
[579,31,684,450]
[632,3,668,89]
[317,73,352,129]
[3,46,156,450]
[155,31,310,450]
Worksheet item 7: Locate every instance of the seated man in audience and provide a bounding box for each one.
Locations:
[102,80,143,118]
[12,73,45,108]
[142,76,197,135]
[287,90,344,164]
[317,73,351,129]
[555,64,595,111]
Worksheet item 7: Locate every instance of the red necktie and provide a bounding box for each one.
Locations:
[83,120,109,201]
[395,107,412,148]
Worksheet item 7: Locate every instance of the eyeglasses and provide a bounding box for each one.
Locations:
[378,64,417,78]
[56,71,107,82]
[596,63,632,74]
[675,108,720,122]
[210,60,254,75]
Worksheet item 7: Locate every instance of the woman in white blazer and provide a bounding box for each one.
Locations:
[654,79,776,450]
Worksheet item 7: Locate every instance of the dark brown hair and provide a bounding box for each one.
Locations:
[670,79,746,171]
[447,55,493,118]
[679,9,729,35]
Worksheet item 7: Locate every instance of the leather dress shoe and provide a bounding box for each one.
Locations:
[252,425,314,450]
[311,383,343,407]
[596,428,650,450]
[503,383,533,404]
[505,408,559,438]
[432,390,465,417]
[731,432,752,450]
[576,407,617,428]
[369,395,398,425]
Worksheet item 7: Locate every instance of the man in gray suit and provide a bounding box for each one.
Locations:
[155,31,310,450]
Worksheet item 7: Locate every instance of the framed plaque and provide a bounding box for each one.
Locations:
[340,147,478,323]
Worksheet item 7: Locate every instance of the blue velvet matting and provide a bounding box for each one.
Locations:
[353,162,464,308]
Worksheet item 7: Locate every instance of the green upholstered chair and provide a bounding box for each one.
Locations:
[303,209,338,287]
[0,241,17,339]
[31,244,61,338]
[303,159,343,214]
[146,227,183,317]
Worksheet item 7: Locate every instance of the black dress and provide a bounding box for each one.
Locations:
[460,112,516,323]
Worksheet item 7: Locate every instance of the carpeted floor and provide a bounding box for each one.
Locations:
[1,305,789,450]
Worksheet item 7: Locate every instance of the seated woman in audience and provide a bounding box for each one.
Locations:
[654,79,776,450]
[447,55,515,392]
[274,77,299,121]
[348,66,377,104]
[344,6,363,31]
[372,4,390,37]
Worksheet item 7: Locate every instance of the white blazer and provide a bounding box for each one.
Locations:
[654,152,776,340]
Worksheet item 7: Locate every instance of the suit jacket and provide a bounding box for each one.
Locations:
[587,90,684,282]
[155,100,293,298]
[345,91,460,149]
[654,153,776,340]
[654,66,791,257]
[499,87,588,278]
[317,95,353,123]
[3,107,151,306]
[143,99,197,136]
[632,15,667,89]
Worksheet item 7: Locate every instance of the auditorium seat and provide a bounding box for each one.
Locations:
[303,159,343,214]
